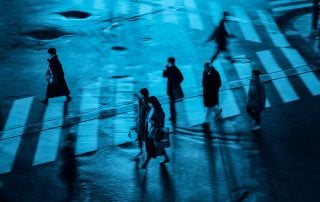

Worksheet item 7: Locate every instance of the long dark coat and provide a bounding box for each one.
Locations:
[46,55,70,98]
[135,98,150,141]
[163,66,184,99]
[202,67,221,107]
[145,108,165,158]
[247,79,266,112]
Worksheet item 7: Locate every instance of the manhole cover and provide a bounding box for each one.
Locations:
[57,10,91,19]
[25,28,70,40]
[111,46,127,51]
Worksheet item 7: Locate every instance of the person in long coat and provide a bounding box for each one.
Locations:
[140,96,169,169]
[202,62,222,127]
[207,11,232,63]
[162,57,184,121]
[40,48,71,104]
[246,70,266,130]
[134,88,150,156]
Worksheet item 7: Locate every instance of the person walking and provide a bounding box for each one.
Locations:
[246,70,266,130]
[162,57,184,121]
[140,96,169,169]
[202,62,222,128]
[207,11,232,63]
[40,48,71,104]
[134,88,150,157]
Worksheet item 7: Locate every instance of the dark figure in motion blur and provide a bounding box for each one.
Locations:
[40,48,71,104]
[207,11,232,63]
[162,57,184,122]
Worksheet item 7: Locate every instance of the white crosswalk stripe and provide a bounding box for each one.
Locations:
[33,98,65,166]
[76,81,101,155]
[257,10,290,48]
[188,13,204,30]
[184,0,197,9]
[232,6,261,43]
[257,50,300,102]
[0,97,33,174]
[269,0,307,6]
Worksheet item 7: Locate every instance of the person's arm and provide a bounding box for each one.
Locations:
[163,68,168,78]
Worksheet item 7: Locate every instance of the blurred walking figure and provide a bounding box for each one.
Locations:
[140,96,169,169]
[202,62,222,128]
[163,57,184,121]
[134,88,150,157]
[246,70,266,130]
[40,48,71,104]
[207,11,232,63]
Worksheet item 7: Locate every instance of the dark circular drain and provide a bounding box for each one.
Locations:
[25,28,70,40]
[57,10,91,19]
[111,46,127,51]
[110,75,129,79]
[141,37,151,41]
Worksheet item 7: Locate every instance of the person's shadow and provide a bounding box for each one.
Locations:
[160,164,175,201]
[59,132,78,201]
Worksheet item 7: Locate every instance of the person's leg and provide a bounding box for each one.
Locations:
[210,49,221,63]
[138,134,143,154]
[140,155,151,169]
[246,107,255,121]
[161,150,170,163]
[213,104,223,120]
[205,106,214,123]
[169,96,176,120]
[254,110,261,125]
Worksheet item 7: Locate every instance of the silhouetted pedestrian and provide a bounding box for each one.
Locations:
[140,96,169,169]
[40,48,71,104]
[246,70,266,130]
[202,62,222,128]
[162,57,184,121]
[207,12,232,63]
[134,88,150,157]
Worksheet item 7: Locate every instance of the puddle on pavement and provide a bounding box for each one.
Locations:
[57,10,91,19]
[111,46,127,51]
[25,28,70,40]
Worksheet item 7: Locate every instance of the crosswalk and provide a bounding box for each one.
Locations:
[1,0,320,175]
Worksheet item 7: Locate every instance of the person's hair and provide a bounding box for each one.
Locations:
[204,62,211,68]
[167,57,175,64]
[48,48,57,55]
[139,88,149,99]
[252,69,261,77]
[148,96,162,110]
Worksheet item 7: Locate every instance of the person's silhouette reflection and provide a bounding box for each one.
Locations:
[59,132,77,200]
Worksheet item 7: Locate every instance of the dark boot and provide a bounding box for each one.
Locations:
[160,150,170,164]
[39,98,48,104]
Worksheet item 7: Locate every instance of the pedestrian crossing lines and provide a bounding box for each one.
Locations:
[268,0,312,14]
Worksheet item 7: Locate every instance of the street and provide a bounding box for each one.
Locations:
[1,0,320,201]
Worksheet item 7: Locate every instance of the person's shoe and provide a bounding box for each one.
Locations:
[39,99,48,104]
[214,108,223,120]
[251,124,261,130]
[65,96,72,103]
[139,164,147,169]
[160,158,170,164]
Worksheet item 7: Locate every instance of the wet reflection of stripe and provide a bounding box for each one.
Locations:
[183,97,205,126]
[76,82,101,155]
[208,1,223,25]
[232,6,261,43]
[184,0,197,9]
[163,9,178,24]
[0,97,33,174]
[257,50,299,103]
[257,10,289,48]
[161,0,175,7]
[281,47,320,96]
[33,99,64,166]
[180,65,199,90]
[118,0,129,15]
[233,58,252,79]
[213,60,227,83]
[147,71,167,97]
[93,0,106,10]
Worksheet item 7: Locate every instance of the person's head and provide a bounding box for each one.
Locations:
[167,57,175,67]
[48,48,57,57]
[251,69,261,79]
[148,96,162,110]
[223,11,229,18]
[204,62,212,73]
[139,88,149,100]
